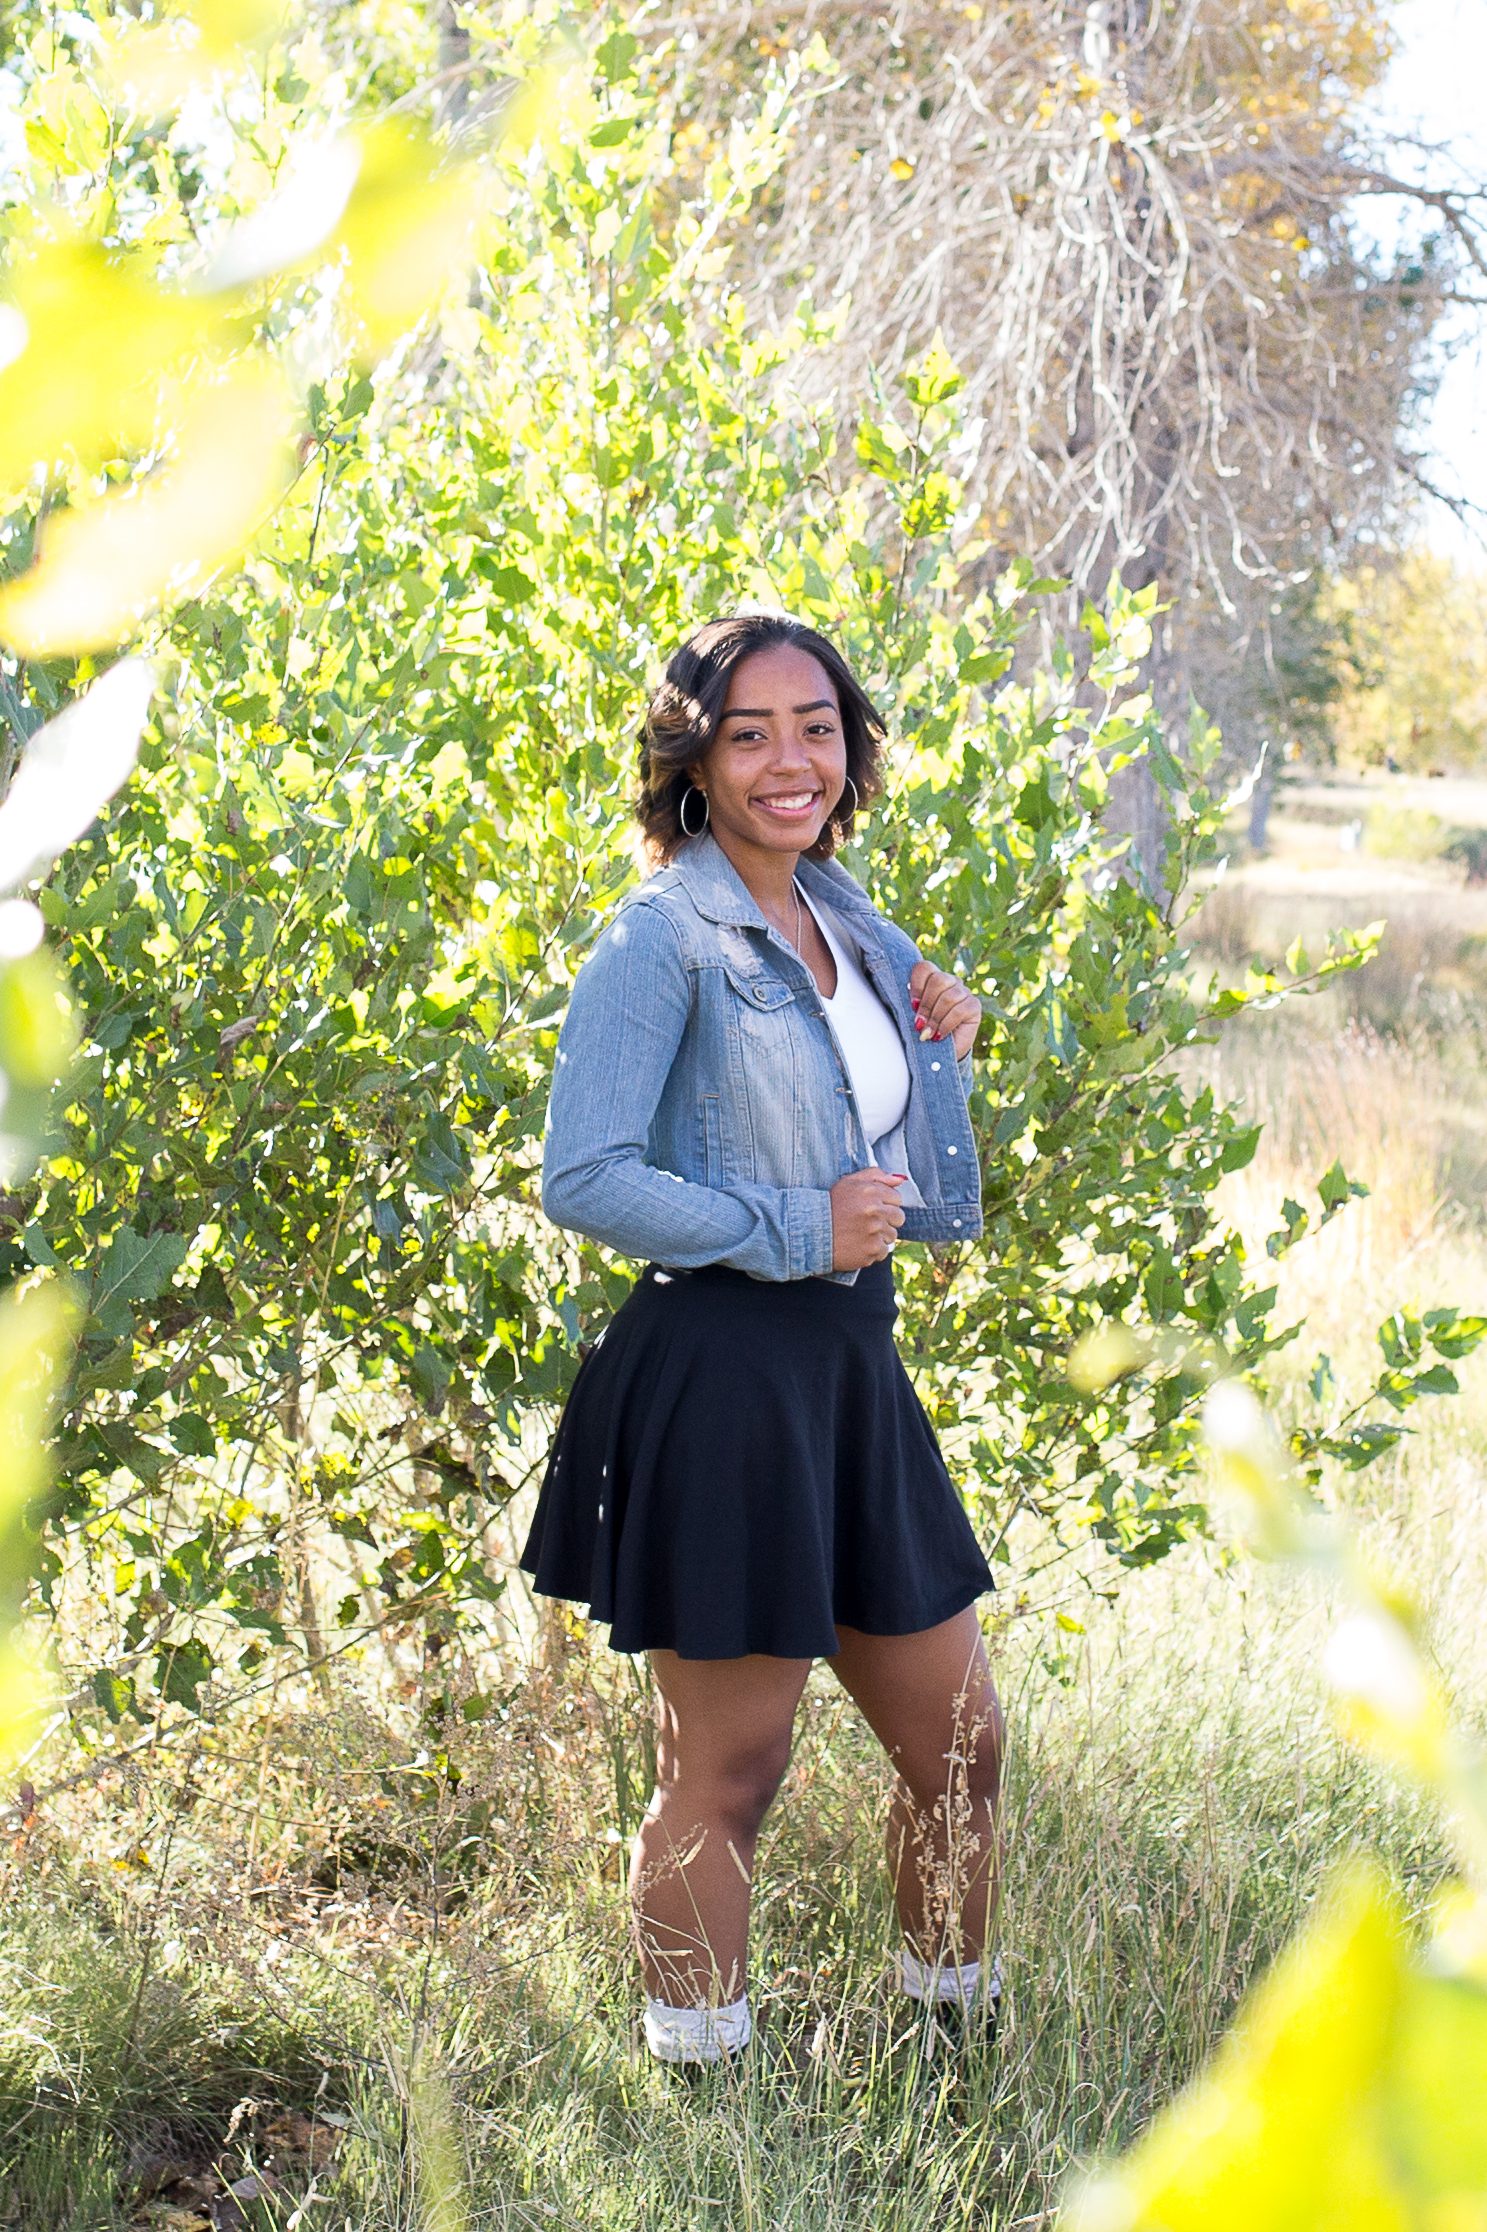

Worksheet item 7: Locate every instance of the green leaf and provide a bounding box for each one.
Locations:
[168,1412,217,1457]
[1319,1159,1369,1221]
[1267,1198,1309,1259]
[488,565,536,606]
[1043,988,1079,1064]
[345,852,376,917]
[412,1115,471,1193]
[412,1342,453,1409]
[903,331,964,407]
[1142,1251,1184,1321]
[92,1668,138,1723]
[156,1637,213,1712]
[1324,1422,1406,1469]
[95,1227,189,1307]
[1425,1311,1487,1361]
[1308,1353,1335,1405]
[22,1223,57,1268]
[595,29,638,79]
[1378,1310,1424,1369]
[1219,1125,1261,1174]
[854,418,902,479]
[1233,1287,1278,1343]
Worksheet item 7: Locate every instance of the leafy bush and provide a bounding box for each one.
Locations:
[0,2,1452,1761]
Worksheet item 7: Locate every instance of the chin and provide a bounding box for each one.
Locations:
[751,816,827,850]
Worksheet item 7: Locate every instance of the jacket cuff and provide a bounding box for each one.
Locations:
[795,1189,836,1278]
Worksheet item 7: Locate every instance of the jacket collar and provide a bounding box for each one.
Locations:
[671,830,882,938]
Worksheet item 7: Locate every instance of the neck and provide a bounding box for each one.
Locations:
[707,825,804,921]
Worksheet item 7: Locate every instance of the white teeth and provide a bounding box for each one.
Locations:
[759,793,817,809]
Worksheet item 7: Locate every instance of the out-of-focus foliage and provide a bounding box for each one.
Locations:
[0,0,522,656]
[0,663,153,1762]
[0,0,1462,1766]
[1323,552,1487,773]
[1064,1376,1487,2231]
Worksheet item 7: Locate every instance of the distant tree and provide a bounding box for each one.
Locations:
[1323,549,1487,771]
[661,0,1480,755]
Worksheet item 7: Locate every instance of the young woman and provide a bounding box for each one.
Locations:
[522,614,1002,2066]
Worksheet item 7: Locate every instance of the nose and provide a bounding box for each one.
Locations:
[770,727,812,769]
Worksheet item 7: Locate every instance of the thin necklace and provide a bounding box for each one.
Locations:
[766,880,804,952]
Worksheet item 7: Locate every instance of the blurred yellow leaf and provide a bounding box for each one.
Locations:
[0,240,210,489]
[890,156,915,181]
[1067,1321,1144,1393]
[0,1281,77,1763]
[1387,1965,1487,2207]
[0,366,290,657]
[188,0,287,54]
[107,0,288,108]
[0,949,76,1089]
[336,122,478,355]
[1068,1865,1408,2232]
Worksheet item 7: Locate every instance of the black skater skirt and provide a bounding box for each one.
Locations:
[520,1256,994,1660]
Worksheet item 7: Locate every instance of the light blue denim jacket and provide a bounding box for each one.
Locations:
[541,831,983,1282]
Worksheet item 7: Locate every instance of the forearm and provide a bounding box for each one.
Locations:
[544,1156,834,1282]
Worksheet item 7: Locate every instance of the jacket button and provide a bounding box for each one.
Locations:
[952,1219,962,1229]
[930,1060,941,1071]
[946,1144,957,1155]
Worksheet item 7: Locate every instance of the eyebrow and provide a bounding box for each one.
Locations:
[722,700,838,718]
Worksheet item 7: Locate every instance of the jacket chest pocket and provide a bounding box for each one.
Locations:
[722,960,796,1037]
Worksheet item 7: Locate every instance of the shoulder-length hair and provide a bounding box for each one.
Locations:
[635,614,886,866]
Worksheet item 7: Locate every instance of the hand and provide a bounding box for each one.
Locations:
[830,1167,906,1270]
[909,959,981,1060]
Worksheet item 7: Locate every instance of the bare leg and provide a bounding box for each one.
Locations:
[632,1650,813,2006]
[828,1609,1003,1964]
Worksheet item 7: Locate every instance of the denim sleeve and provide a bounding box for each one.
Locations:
[541,901,835,1281]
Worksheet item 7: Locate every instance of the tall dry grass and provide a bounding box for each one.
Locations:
[2,1013,1484,2230]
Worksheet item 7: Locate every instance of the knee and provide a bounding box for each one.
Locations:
[656,1731,791,1843]
[901,1696,1003,1818]
[711,1725,793,1838]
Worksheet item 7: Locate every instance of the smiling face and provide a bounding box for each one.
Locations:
[691,644,848,867]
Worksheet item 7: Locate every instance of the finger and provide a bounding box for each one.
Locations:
[909,966,947,1021]
[913,977,957,1029]
[921,991,978,1043]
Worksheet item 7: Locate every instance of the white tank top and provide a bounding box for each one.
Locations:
[797,884,911,1152]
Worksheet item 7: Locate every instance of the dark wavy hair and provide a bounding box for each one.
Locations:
[636,614,886,866]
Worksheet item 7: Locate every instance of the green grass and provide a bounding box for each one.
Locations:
[4,1010,1484,2230]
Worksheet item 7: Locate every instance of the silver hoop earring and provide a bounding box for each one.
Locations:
[835,775,860,824]
[679,784,710,837]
